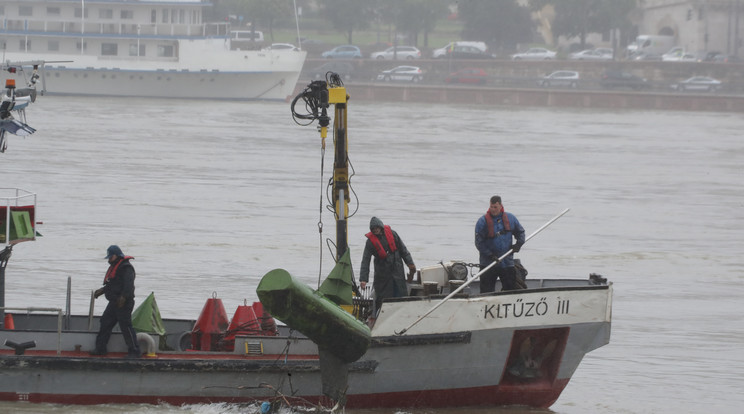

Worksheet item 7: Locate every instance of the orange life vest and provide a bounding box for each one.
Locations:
[365,225,397,259]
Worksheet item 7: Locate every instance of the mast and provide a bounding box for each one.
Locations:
[329,86,349,260]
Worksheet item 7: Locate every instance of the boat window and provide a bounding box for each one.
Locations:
[99,9,113,19]
[46,7,61,16]
[162,9,168,24]
[151,9,156,23]
[121,10,134,20]
[129,44,145,57]
[19,6,33,16]
[157,45,175,57]
[48,40,59,52]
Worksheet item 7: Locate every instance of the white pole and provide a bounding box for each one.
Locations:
[294,0,302,50]
[395,208,570,336]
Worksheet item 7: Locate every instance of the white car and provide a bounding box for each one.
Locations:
[376,66,423,83]
[661,47,696,62]
[569,49,612,61]
[511,48,557,60]
[671,76,722,92]
[370,46,421,60]
[538,71,580,88]
[432,41,488,59]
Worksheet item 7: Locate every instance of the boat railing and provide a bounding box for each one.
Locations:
[3,19,230,39]
[1,307,64,355]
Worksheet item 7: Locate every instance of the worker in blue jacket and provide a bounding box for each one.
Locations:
[475,195,526,292]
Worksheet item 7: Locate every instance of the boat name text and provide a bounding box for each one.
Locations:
[482,297,570,319]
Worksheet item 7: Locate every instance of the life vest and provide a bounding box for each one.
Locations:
[365,225,397,259]
[485,208,511,238]
[104,256,134,283]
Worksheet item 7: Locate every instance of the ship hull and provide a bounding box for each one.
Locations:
[0,282,611,409]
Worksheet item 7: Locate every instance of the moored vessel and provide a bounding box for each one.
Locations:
[0,0,306,100]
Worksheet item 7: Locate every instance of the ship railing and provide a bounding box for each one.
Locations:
[1,307,64,355]
[3,19,229,38]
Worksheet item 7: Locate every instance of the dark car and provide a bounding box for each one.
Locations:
[444,45,492,60]
[599,71,650,90]
[309,61,354,81]
[444,67,488,85]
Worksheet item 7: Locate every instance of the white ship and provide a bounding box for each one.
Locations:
[0,0,306,100]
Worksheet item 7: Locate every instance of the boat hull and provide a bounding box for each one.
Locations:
[0,282,611,409]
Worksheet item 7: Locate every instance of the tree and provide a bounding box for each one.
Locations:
[318,0,375,44]
[457,0,534,52]
[390,0,448,48]
[530,0,636,50]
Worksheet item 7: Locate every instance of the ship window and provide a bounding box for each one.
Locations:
[171,9,177,23]
[151,9,156,23]
[99,9,113,19]
[157,45,174,57]
[162,9,168,23]
[179,10,185,24]
[74,8,89,18]
[129,44,146,56]
[101,43,118,56]
[48,40,59,51]
[47,7,61,16]
[0,6,4,16]
[121,10,134,19]
[76,41,87,51]
[19,6,33,17]
[19,39,31,51]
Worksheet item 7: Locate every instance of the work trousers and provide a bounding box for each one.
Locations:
[95,299,141,355]
[479,265,518,293]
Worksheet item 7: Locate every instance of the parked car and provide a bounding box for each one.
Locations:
[569,49,612,61]
[599,71,650,90]
[444,67,488,85]
[538,71,579,88]
[370,46,421,60]
[376,66,423,83]
[661,47,696,62]
[432,41,488,59]
[263,43,299,52]
[511,48,557,60]
[441,44,493,59]
[321,45,362,59]
[630,51,663,61]
[670,76,722,92]
[309,61,354,81]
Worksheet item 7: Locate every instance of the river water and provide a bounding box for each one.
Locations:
[1,94,742,414]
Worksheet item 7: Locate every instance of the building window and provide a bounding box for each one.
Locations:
[99,9,113,19]
[157,45,174,57]
[47,7,61,16]
[48,40,59,51]
[129,44,146,56]
[121,10,134,19]
[19,6,33,17]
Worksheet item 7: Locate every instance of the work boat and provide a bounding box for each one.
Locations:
[0,0,306,100]
[0,78,612,410]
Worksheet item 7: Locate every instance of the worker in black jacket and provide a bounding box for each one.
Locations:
[90,245,141,358]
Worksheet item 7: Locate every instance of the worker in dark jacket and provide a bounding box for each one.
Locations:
[90,245,141,358]
[360,217,416,310]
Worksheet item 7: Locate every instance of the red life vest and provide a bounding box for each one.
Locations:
[104,256,134,283]
[365,225,397,259]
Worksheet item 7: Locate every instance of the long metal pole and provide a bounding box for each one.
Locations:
[395,208,570,336]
